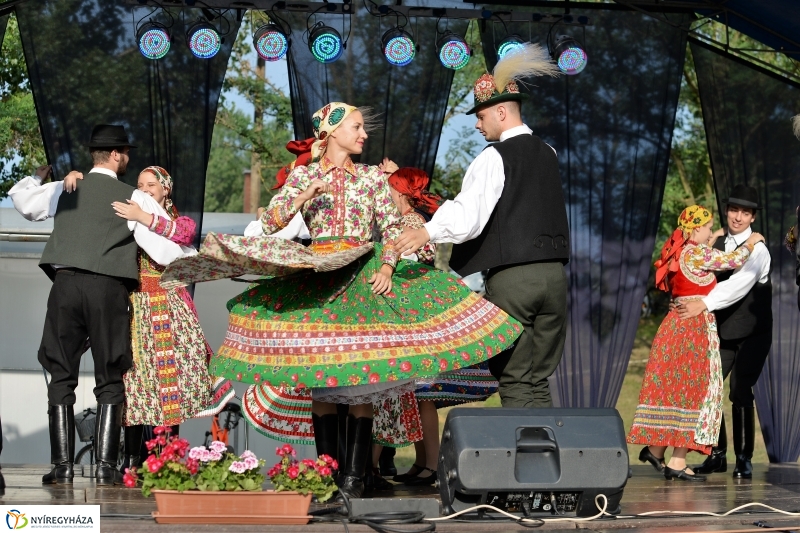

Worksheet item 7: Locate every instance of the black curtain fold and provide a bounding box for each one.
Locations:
[0,14,8,46]
[691,39,800,462]
[481,11,689,407]
[285,9,467,176]
[14,0,239,244]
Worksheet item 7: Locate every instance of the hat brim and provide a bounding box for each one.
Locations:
[86,141,136,149]
[466,93,527,115]
[726,197,763,210]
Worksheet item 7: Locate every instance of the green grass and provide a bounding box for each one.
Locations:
[394,313,769,471]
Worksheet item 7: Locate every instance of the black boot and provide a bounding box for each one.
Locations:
[694,414,728,474]
[379,446,397,477]
[336,416,373,502]
[95,404,124,486]
[312,413,340,463]
[732,405,754,479]
[42,405,75,484]
[119,425,144,475]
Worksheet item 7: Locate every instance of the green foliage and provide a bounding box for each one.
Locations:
[0,15,46,198]
[430,126,481,200]
[203,120,249,213]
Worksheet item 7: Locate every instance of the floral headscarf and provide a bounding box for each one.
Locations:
[311,102,358,161]
[140,165,177,218]
[654,204,713,292]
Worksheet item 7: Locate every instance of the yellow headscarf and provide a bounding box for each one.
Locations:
[310,102,358,161]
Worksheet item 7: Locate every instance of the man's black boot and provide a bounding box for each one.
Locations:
[336,416,372,503]
[95,404,124,485]
[732,405,754,479]
[42,405,75,484]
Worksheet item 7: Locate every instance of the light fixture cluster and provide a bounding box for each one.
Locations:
[136,12,226,60]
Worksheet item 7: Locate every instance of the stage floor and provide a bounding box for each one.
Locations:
[2,464,800,532]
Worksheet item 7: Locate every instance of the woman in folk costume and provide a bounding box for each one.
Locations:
[372,167,499,486]
[628,206,764,482]
[161,103,522,500]
[96,166,233,471]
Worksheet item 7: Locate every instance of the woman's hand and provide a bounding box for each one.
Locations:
[294,179,331,209]
[63,170,83,193]
[369,264,394,295]
[746,232,765,247]
[379,158,399,175]
[112,199,152,226]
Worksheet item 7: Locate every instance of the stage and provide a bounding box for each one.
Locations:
[3,464,800,532]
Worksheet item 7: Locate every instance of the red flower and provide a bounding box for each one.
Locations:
[253,373,261,382]
[319,466,332,477]
[361,364,371,373]
[388,358,397,367]
[460,352,470,361]
[331,459,339,470]
[291,373,299,382]
[315,370,324,380]
[326,376,339,387]
[287,466,300,479]
[282,444,294,455]
[439,359,448,371]
[368,373,380,384]
[302,458,316,468]
[400,361,412,372]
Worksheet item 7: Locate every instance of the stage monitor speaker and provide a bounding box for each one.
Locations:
[438,408,630,517]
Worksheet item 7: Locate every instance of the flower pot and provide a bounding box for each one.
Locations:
[151,489,313,525]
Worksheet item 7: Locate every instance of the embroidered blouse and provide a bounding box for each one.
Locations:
[260,157,402,268]
[401,211,436,265]
[148,214,197,247]
[670,242,753,298]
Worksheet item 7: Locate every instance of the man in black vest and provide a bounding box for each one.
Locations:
[9,125,182,486]
[677,185,771,479]
[396,46,568,408]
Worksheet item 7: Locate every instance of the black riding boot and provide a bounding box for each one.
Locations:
[336,416,373,502]
[732,405,754,479]
[95,404,124,485]
[42,405,75,484]
[312,414,340,466]
[119,425,144,475]
[379,445,397,477]
[694,414,727,474]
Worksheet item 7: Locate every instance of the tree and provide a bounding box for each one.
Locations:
[204,15,294,213]
[0,14,46,198]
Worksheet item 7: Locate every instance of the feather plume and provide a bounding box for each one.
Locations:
[492,43,560,92]
[793,114,800,140]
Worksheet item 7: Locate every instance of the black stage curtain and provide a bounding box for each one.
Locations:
[0,14,8,46]
[285,9,467,176]
[482,11,689,407]
[691,40,800,462]
[14,1,239,244]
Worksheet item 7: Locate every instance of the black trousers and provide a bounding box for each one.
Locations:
[38,270,133,405]
[719,330,772,407]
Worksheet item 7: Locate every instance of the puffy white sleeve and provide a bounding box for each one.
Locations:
[244,212,311,240]
[702,243,771,312]
[129,190,196,266]
[8,176,64,221]
[423,147,505,244]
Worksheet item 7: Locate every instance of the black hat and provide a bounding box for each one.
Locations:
[726,184,762,210]
[86,124,136,149]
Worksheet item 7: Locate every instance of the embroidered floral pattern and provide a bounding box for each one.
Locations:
[401,212,436,265]
[678,243,751,286]
[150,215,196,247]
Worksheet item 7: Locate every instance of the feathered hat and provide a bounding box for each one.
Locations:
[466,43,560,115]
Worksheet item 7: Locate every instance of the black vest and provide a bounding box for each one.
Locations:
[449,134,570,276]
[712,233,772,340]
[39,173,140,281]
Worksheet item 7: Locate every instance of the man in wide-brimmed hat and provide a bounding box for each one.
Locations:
[677,184,771,479]
[396,44,570,408]
[9,124,186,486]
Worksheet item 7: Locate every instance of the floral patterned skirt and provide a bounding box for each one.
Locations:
[124,286,216,426]
[627,307,723,455]
[210,245,522,390]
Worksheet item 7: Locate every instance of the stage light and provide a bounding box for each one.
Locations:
[551,34,587,75]
[381,27,415,66]
[497,34,526,60]
[308,25,343,63]
[186,21,221,59]
[437,31,471,70]
[137,21,170,60]
[254,23,289,62]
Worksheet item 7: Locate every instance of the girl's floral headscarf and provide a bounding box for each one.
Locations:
[654,204,713,292]
[140,165,178,218]
[310,102,358,161]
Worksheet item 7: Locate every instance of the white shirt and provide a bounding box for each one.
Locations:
[702,227,770,312]
[243,212,311,240]
[424,124,554,244]
[8,168,194,266]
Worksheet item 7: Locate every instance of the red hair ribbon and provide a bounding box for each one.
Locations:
[388,167,443,215]
[654,228,687,293]
[273,138,315,190]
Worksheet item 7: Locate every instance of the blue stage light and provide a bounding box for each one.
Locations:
[552,35,587,75]
[381,28,415,66]
[497,35,525,60]
[309,25,343,63]
[186,21,221,59]
[254,23,289,62]
[437,31,470,70]
[137,22,170,60]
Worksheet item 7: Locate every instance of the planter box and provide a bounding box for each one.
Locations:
[151,489,312,525]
